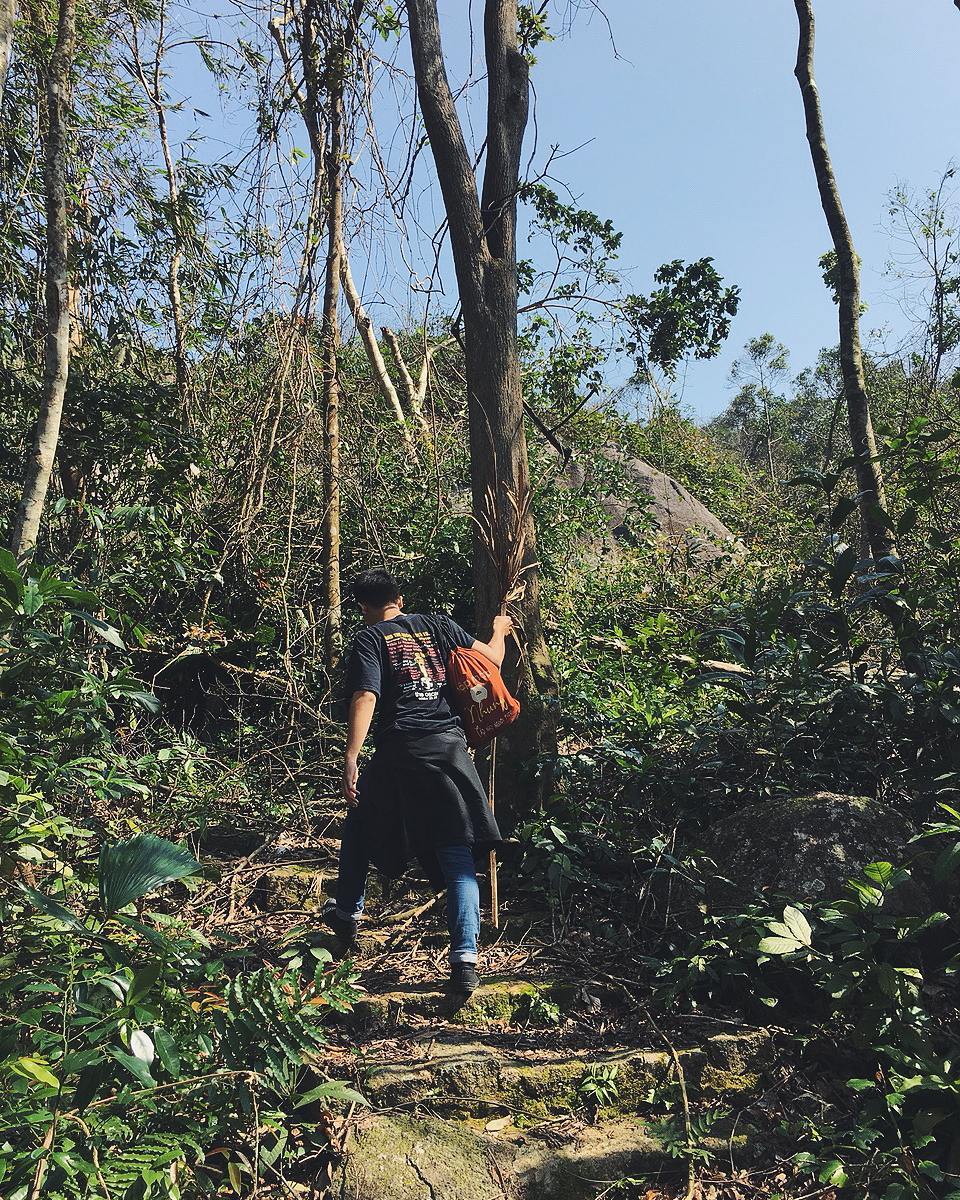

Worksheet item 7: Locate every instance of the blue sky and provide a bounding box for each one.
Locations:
[440,0,960,420]
[169,1,960,423]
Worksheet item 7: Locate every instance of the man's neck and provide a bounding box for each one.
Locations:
[370,603,402,625]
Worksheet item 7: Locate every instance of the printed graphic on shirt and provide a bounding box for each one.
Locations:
[382,628,446,701]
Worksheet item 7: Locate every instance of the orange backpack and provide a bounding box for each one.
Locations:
[447,646,520,749]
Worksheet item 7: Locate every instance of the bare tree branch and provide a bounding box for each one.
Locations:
[339,247,414,448]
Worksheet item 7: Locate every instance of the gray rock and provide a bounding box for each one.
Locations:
[702,792,921,909]
[601,447,737,551]
[562,446,738,562]
[337,1115,510,1200]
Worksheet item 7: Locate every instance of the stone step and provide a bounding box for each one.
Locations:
[361,1028,774,1119]
[348,977,577,1032]
[334,1112,764,1200]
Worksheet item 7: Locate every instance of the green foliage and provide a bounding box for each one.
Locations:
[518,4,554,62]
[520,182,622,265]
[372,3,402,41]
[662,860,959,1198]
[578,1062,620,1111]
[97,835,203,917]
[623,258,741,377]
[819,247,866,313]
[515,989,562,1027]
[0,842,361,1198]
[645,1085,729,1168]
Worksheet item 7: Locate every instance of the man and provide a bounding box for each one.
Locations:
[327,568,513,995]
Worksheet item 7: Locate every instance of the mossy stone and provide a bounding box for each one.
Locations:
[350,977,575,1032]
[361,1030,774,1123]
[337,1114,509,1200]
[703,792,921,908]
[363,1044,502,1109]
[251,862,328,912]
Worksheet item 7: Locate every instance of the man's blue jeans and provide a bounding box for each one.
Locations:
[334,806,480,964]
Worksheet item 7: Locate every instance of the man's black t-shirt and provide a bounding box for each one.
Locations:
[344,613,475,742]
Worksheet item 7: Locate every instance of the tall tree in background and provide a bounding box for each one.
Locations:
[10,0,76,558]
[0,0,14,108]
[792,0,894,564]
[315,0,364,668]
[269,0,365,669]
[716,334,790,483]
[406,0,556,810]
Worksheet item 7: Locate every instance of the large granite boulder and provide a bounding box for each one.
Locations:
[702,792,920,908]
[562,446,738,561]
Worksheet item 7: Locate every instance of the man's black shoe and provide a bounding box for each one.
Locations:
[449,963,479,996]
[322,899,359,954]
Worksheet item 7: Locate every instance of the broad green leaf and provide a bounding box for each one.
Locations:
[0,548,23,607]
[876,963,898,998]
[934,842,960,883]
[72,610,125,648]
[918,1161,945,1182]
[830,495,860,530]
[12,1056,59,1088]
[781,906,812,947]
[818,1159,848,1187]
[99,835,201,916]
[108,1047,154,1088]
[863,860,894,884]
[72,1062,110,1112]
[16,886,84,931]
[847,878,882,906]
[153,1027,181,1078]
[127,963,163,1007]
[294,1081,369,1108]
[758,935,804,956]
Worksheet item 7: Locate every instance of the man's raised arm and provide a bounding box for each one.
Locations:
[343,690,377,805]
[472,614,514,668]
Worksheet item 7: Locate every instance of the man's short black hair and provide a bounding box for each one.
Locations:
[351,569,401,607]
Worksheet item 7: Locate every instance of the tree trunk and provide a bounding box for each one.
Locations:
[319,104,343,670]
[129,6,190,416]
[0,0,14,109]
[10,0,75,559]
[793,0,892,562]
[316,2,363,671]
[287,0,362,670]
[407,0,557,821]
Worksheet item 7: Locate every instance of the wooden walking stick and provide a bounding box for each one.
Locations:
[488,738,499,928]
[486,593,512,930]
[477,485,530,930]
